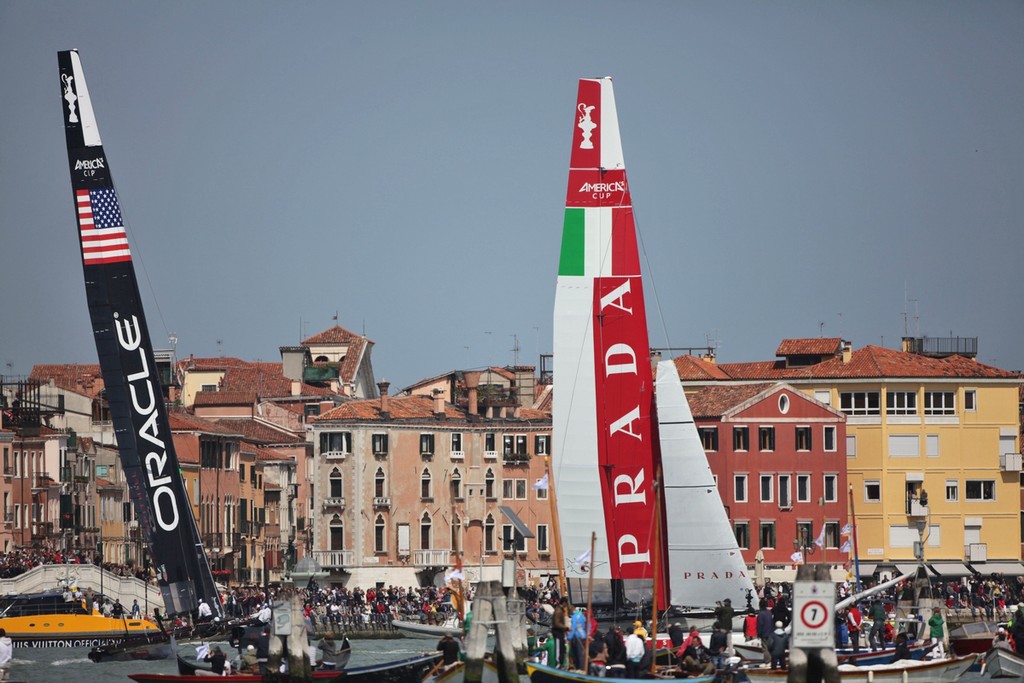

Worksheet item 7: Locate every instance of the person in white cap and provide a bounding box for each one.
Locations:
[767,621,788,669]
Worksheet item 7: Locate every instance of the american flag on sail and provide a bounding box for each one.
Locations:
[77,188,131,264]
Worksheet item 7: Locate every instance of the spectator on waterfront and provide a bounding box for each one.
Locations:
[437,632,461,668]
[624,627,646,679]
[1011,604,1024,655]
[767,621,788,670]
[204,645,227,675]
[756,600,773,664]
[550,597,569,669]
[927,607,946,658]
[846,603,863,653]
[867,600,886,651]
[568,606,587,670]
[0,628,12,683]
[131,599,141,618]
[238,645,258,673]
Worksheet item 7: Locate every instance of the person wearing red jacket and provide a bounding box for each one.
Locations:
[846,604,863,653]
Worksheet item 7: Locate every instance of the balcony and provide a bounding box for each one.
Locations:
[503,453,531,466]
[1001,453,1022,472]
[311,549,354,569]
[966,543,987,562]
[373,497,391,509]
[323,450,349,461]
[413,549,451,568]
[450,450,464,461]
[906,499,929,517]
[322,497,346,511]
[484,451,497,461]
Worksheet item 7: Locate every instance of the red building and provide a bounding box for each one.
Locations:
[685,381,848,570]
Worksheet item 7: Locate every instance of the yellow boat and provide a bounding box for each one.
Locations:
[0,591,162,648]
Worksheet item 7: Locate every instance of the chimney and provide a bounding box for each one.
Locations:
[432,388,446,418]
[377,381,390,417]
[842,341,852,363]
[319,400,333,415]
[291,380,301,396]
[463,371,481,417]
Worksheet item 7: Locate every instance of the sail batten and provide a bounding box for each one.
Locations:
[58,50,222,619]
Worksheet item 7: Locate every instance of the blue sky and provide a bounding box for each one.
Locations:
[2,2,1022,388]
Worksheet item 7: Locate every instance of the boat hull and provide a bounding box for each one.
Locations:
[1,613,162,648]
[744,654,977,682]
[391,618,464,639]
[983,646,1024,678]
[527,660,713,682]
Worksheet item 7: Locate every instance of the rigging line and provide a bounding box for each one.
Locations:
[632,201,673,354]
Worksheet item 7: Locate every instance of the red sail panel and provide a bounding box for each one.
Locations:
[593,274,656,581]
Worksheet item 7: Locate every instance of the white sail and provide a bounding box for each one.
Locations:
[657,360,755,607]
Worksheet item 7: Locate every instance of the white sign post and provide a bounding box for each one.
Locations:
[792,580,835,649]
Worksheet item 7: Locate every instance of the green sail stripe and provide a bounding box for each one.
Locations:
[558,208,585,276]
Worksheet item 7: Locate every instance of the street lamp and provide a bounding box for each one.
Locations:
[913,518,927,563]
[794,528,815,564]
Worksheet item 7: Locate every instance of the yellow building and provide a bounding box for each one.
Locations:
[676,337,1023,577]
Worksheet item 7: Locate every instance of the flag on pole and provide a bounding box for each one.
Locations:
[841,523,853,536]
[532,474,549,490]
[445,557,464,583]
[814,525,826,548]
[840,539,853,554]
[790,551,804,564]
[573,549,591,567]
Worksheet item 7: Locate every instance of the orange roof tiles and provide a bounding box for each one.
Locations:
[302,325,366,345]
[672,355,733,381]
[168,411,241,435]
[676,344,1019,381]
[213,418,305,445]
[687,383,775,418]
[29,364,105,398]
[194,390,257,407]
[775,338,843,356]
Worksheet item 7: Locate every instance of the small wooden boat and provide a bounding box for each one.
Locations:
[176,638,352,675]
[734,639,933,667]
[130,651,441,683]
[948,620,1005,657]
[744,653,977,682]
[88,632,174,662]
[982,646,1024,679]
[526,660,714,683]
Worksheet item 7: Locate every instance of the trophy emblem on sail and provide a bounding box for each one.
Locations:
[62,74,79,123]
[577,103,596,149]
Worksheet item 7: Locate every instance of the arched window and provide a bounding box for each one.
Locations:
[484,468,495,499]
[374,514,386,552]
[421,468,432,500]
[420,511,432,550]
[329,467,343,498]
[375,467,386,498]
[451,469,462,500]
[330,514,344,550]
[484,514,495,553]
[314,355,330,363]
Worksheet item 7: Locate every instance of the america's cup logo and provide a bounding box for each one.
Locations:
[62,73,79,124]
[578,103,596,149]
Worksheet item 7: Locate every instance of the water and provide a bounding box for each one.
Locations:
[11,637,440,683]
[11,640,992,682]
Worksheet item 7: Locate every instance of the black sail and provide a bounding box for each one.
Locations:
[58,50,222,619]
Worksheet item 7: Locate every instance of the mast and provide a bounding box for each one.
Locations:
[57,50,223,619]
[552,77,659,604]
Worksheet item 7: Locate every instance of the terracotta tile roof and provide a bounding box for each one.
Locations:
[678,345,1020,381]
[194,390,257,407]
[518,408,552,421]
[302,325,367,345]
[218,365,333,398]
[687,383,775,418]
[96,477,118,489]
[212,418,305,445]
[176,356,252,372]
[168,410,241,435]
[318,395,465,421]
[776,338,843,356]
[672,355,733,381]
[29,364,105,398]
[176,438,199,464]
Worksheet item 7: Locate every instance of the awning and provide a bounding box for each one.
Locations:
[894,563,921,575]
[927,562,974,577]
[971,562,1024,576]
[854,562,878,576]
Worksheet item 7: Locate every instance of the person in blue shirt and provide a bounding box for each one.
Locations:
[568,606,588,671]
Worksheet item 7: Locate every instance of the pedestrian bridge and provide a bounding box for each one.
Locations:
[0,563,163,615]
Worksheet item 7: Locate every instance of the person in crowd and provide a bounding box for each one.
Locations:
[624,627,646,679]
[756,599,774,664]
[437,631,461,668]
[238,644,258,673]
[891,632,911,662]
[767,621,788,670]
[668,622,685,649]
[568,605,588,670]
[550,597,570,669]
[868,599,887,651]
[927,607,945,658]
[204,645,227,675]
[708,624,728,670]
[846,602,863,653]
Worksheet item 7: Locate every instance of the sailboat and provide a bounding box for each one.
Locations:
[57,50,224,626]
[551,77,753,627]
